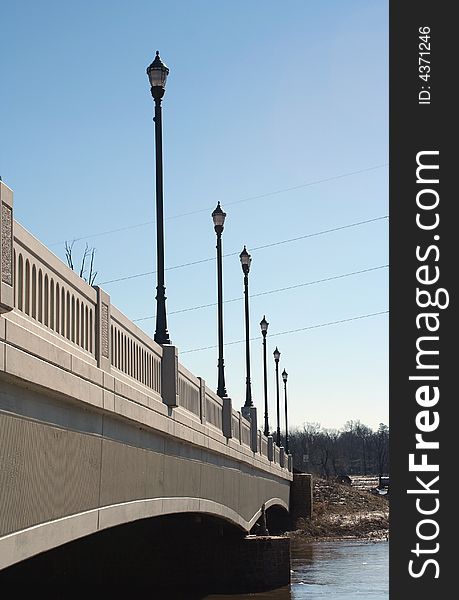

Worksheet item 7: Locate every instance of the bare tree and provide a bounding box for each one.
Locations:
[289,421,389,477]
[64,240,75,271]
[327,429,342,476]
[374,423,389,476]
[65,241,98,285]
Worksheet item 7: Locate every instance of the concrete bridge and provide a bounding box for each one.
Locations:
[0,182,293,589]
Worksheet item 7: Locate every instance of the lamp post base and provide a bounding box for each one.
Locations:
[154,285,170,345]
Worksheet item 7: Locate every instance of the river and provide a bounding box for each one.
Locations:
[204,538,388,599]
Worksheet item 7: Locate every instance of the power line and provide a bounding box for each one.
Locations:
[98,215,388,285]
[133,264,389,322]
[180,310,389,354]
[48,163,388,247]
[239,215,388,254]
[220,163,388,207]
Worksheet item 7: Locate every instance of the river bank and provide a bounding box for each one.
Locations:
[290,477,389,542]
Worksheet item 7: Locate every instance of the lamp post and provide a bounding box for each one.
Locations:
[240,246,253,414]
[147,51,171,345]
[260,316,269,436]
[273,347,281,446]
[212,202,227,398]
[282,369,289,454]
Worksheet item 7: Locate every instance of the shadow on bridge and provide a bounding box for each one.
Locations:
[0,508,291,595]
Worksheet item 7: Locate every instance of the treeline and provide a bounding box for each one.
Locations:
[285,420,389,478]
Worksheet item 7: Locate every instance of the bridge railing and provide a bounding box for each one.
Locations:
[204,387,223,431]
[110,305,162,395]
[241,417,251,447]
[177,363,201,419]
[2,186,291,473]
[12,223,98,359]
[232,409,241,442]
[174,371,281,468]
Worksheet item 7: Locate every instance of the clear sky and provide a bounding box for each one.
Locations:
[0,0,388,431]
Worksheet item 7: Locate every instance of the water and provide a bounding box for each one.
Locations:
[204,539,388,599]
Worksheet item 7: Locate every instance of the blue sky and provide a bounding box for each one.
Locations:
[0,0,388,430]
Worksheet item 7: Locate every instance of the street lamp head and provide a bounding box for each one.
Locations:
[239,246,252,274]
[282,369,288,383]
[260,315,269,336]
[273,347,280,362]
[212,202,226,234]
[147,51,170,100]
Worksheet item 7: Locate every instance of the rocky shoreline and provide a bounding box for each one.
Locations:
[289,477,389,542]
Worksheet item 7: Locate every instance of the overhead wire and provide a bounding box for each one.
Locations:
[98,215,388,285]
[47,162,388,247]
[133,264,389,322]
[43,165,388,353]
[180,310,389,354]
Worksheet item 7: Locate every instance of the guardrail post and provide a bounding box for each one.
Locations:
[222,397,233,438]
[161,345,179,407]
[0,181,14,314]
[249,406,258,453]
[279,446,285,468]
[267,436,274,461]
[94,286,111,372]
[198,377,206,424]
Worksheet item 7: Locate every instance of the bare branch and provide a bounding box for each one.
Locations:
[89,271,98,286]
[64,241,98,287]
[88,249,96,285]
[79,243,91,278]
[64,240,75,271]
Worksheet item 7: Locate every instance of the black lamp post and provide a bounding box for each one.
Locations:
[147,51,171,345]
[273,347,281,446]
[260,316,269,436]
[212,202,227,398]
[282,368,289,454]
[240,246,253,412]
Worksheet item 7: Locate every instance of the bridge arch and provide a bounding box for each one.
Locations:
[0,507,292,592]
[1,495,289,571]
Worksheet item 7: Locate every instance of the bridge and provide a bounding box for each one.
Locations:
[0,182,293,590]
